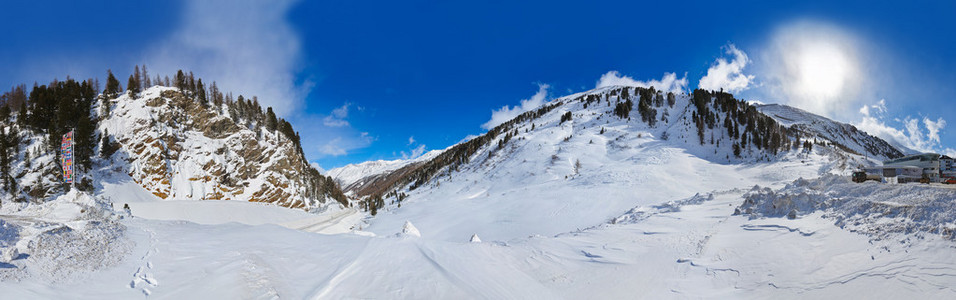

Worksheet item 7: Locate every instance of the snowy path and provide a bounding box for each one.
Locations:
[278,208,359,234]
[123,200,361,235]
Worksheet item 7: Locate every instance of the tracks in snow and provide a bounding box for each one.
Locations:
[129,227,158,297]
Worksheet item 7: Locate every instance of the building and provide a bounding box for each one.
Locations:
[883,153,943,182]
[940,155,956,178]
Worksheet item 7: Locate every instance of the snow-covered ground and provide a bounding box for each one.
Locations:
[3,179,955,298]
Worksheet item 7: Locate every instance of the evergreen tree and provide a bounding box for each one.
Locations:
[175,70,186,91]
[105,69,121,98]
[188,71,196,94]
[196,79,207,105]
[74,112,95,171]
[0,130,8,191]
[17,102,26,126]
[142,65,151,88]
[100,128,118,158]
[0,105,10,122]
[133,65,142,91]
[265,107,277,132]
[127,74,140,96]
[210,81,223,108]
[101,95,111,118]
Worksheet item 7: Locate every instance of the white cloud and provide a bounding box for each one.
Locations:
[319,138,348,156]
[924,118,946,146]
[698,44,755,93]
[481,83,550,130]
[401,144,427,160]
[316,132,376,157]
[146,0,309,117]
[855,100,954,156]
[595,71,688,94]
[323,103,351,127]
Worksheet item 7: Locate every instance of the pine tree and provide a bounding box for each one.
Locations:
[105,69,121,98]
[265,107,277,132]
[0,130,8,191]
[0,105,10,122]
[100,128,117,158]
[142,65,151,88]
[196,79,207,105]
[127,74,140,96]
[188,71,196,94]
[133,65,142,91]
[15,101,25,127]
[175,70,186,91]
[75,112,95,171]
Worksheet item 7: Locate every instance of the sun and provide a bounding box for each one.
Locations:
[767,21,863,118]
[796,41,850,100]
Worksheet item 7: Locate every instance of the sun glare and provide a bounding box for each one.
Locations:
[768,21,862,118]
[797,42,849,99]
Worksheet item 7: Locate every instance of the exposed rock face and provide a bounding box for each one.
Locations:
[100,87,343,210]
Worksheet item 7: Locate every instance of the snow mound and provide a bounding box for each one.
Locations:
[0,220,22,262]
[401,221,421,237]
[469,234,481,243]
[736,174,956,240]
[0,190,131,282]
[612,192,716,225]
[0,220,20,248]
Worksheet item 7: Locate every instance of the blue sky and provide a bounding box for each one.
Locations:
[2,0,955,170]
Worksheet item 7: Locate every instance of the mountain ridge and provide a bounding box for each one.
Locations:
[337,86,903,208]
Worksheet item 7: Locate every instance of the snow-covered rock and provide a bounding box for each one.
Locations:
[99,86,343,209]
[469,234,481,243]
[401,220,421,237]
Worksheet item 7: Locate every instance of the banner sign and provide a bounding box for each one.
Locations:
[61,130,74,183]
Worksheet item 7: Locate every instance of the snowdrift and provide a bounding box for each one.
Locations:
[737,175,956,240]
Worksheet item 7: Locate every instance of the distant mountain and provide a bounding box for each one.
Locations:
[328,149,443,192]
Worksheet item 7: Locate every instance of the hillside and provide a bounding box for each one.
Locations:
[757,104,904,159]
[345,86,899,222]
[0,75,345,210]
[99,86,343,209]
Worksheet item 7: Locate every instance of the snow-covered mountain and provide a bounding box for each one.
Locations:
[348,86,902,218]
[757,104,904,159]
[328,149,442,193]
[0,82,345,211]
[98,86,344,209]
